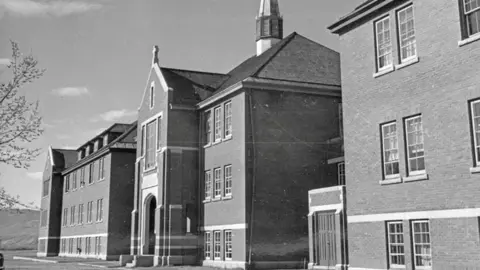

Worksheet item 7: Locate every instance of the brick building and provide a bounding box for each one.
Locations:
[123,0,343,268]
[322,0,480,269]
[37,122,137,260]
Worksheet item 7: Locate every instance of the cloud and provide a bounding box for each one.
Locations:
[91,109,137,122]
[0,0,103,18]
[26,171,43,180]
[56,134,71,140]
[0,58,10,65]
[51,86,89,97]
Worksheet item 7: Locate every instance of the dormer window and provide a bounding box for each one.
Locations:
[150,81,155,109]
[103,134,109,146]
[78,149,85,160]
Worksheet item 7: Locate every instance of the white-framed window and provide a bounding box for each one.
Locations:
[145,120,157,170]
[61,239,66,253]
[72,172,77,190]
[405,115,425,175]
[224,102,232,138]
[205,110,212,145]
[397,5,417,62]
[96,198,103,222]
[99,157,105,180]
[338,162,345,185]
[214,231,221,260]
[141,125,145,156]
[65,175,70,193]
[462,0,480,37]
[87,201,93,223]
[375,16,393,71]
[214,168,221,198]
[77,238,82,254]
[150,83,155,109]
[70,205,75,225]
[205,170,212,200]
[224,165,232,197]
[63,208,68,227]
[78,204,84,225]
[88,163,94,184]
[86,237,91,254]
[157,116,162,150]
[80,167,85,187]
[412,220,432,268]
[204,232,211,260]
[214,106,222,142]
[470,99,480,166]
[387,221,405,267]
[224,230,232,260]
[95,236,101,255]
[381,122,400,178]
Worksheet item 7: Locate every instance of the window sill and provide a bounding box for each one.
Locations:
[458,34,480,47]
[379,177,402,185]
[395,56,419,70]
[203,199,211,204]
[470,167,480,174]
[373,65,394,78]
[212,197,221,202]
[143,167,157,175]
[223,196,233,201]
[204,143,212,149]
[404,173,429,182]
[222,136,233,142]
[212,140,222,146]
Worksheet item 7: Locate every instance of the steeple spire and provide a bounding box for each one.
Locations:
[256,0,283,56]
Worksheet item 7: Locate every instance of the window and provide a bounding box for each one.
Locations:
[397,5,417,62]
[63,208,68,227]
[224,230,232,260]
[145,120,157,170]
[224,165,232,197]
[87,201,93,223]
[157,117,162,150]
[150,85,155,109]
[214,168,221,198]
[412,220,432,268]
[80,167,85,187]
[86,237,91,254]
[141,125,145,156]
[88,163,94,184]
[95,236,101,255]
[77,238,82,254]
[471,100,480,166]
[387,222,405,267]
[72,172,77,190]
[214,107,222,142]
[205,232,211,260]
[61,239,66,253]
[65,175,70,193]
[262,19,270,36]
[96,198,103,222]
[381,122,400,178]
[99,157,105,180]
[338,162,345,185]
[224,102,232,138]
[70,205,75,226]
[462,0,480,37]
[214,231,221,260]
[42,177,49,197]
[68,238,73,254]
[78,204,84,225]
[405,116,425,175]
[205,170,212,200]
[205,111,212,145]
[40,210,48,227]
[375,16,393,70]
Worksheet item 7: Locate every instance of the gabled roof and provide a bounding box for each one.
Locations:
[50,148,77,169]
[328,0,388,34]
[76,123,132,150]
[164,68,228,90]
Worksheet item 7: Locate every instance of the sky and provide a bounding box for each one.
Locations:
[0,0,363,208]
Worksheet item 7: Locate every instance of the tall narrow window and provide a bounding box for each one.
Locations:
[339,103,343,138]
[224,165,232,197]
[88,163,94,184]
[70,206,75,225]
[214,107,222,142]
[397,5,417,62]
[471,99,480,167]
[63,208,68,227]
[224,230,232,260]
[214,231,221,260]
[87,201,93,223]
[462,0,480,37]
[78,204,84,225]
[145,120,157,170]
[205,111,212,145]
[65,175,70,193]
[205,170,212,200]
[77,238,82,254]
[96,198,103,222]
[412,220,432,268]
[405,115,425,175]
[338,162,345,185]
[99,157,105,180]
[387,222,405,267]
[141,125,146,156]
[205,232,211,260]
[214,168,221,198]
[72,172,77,190]
[381,122,400,178]
[150,84,155,109]
[43,177,50,197]
[95,236,101,255]
[157,117,162,150]
[224,102,232,138]
[80,167,85,187]
[375,16,392,70]
[86,237,91,254]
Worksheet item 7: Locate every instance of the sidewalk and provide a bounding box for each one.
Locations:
[13,254,122,268]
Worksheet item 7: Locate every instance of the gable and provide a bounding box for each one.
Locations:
[256,35,341,86]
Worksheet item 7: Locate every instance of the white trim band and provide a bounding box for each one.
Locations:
[309,204,343,216]
[59,233,108,239]
[201,223,248,231]
[348,208,480,223]
[38,236,60,240]
[309,185,343,195]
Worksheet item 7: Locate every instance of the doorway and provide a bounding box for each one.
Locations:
[144,195,157,255]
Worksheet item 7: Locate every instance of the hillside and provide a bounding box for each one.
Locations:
[0,209,39,250]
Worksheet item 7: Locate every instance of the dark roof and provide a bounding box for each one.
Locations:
[165,68,228,90]
[77,123,132,150]
[51,148,77,169]
[328,0,384,33]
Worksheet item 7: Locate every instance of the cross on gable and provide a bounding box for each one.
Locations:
[152,45,159,65]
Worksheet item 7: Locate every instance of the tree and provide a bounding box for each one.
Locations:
[0,40,45,210]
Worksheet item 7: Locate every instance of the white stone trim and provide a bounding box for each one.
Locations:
[153,63,172,92]
[202,259,246,267]
[156,235,198,240]
[458,33,480,47]
[60,233,107,239]
[140,111,163,128]
[38,236,60,240]
[309,204,343,216]
[348,208,480,223]
[309,185,343,195]
[137,66,154,111]
[170,204,182,209]
[327,156,344,164]
[201,223,248,231]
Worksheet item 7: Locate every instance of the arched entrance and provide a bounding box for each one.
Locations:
[143,195,157,255]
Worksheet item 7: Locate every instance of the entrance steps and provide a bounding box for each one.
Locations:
[120,255,154,268]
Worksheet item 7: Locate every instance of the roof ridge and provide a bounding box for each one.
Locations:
[161,67,227,76]
[252,31,298,77]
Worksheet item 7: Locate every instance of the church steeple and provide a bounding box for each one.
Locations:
[256,0,283,56]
